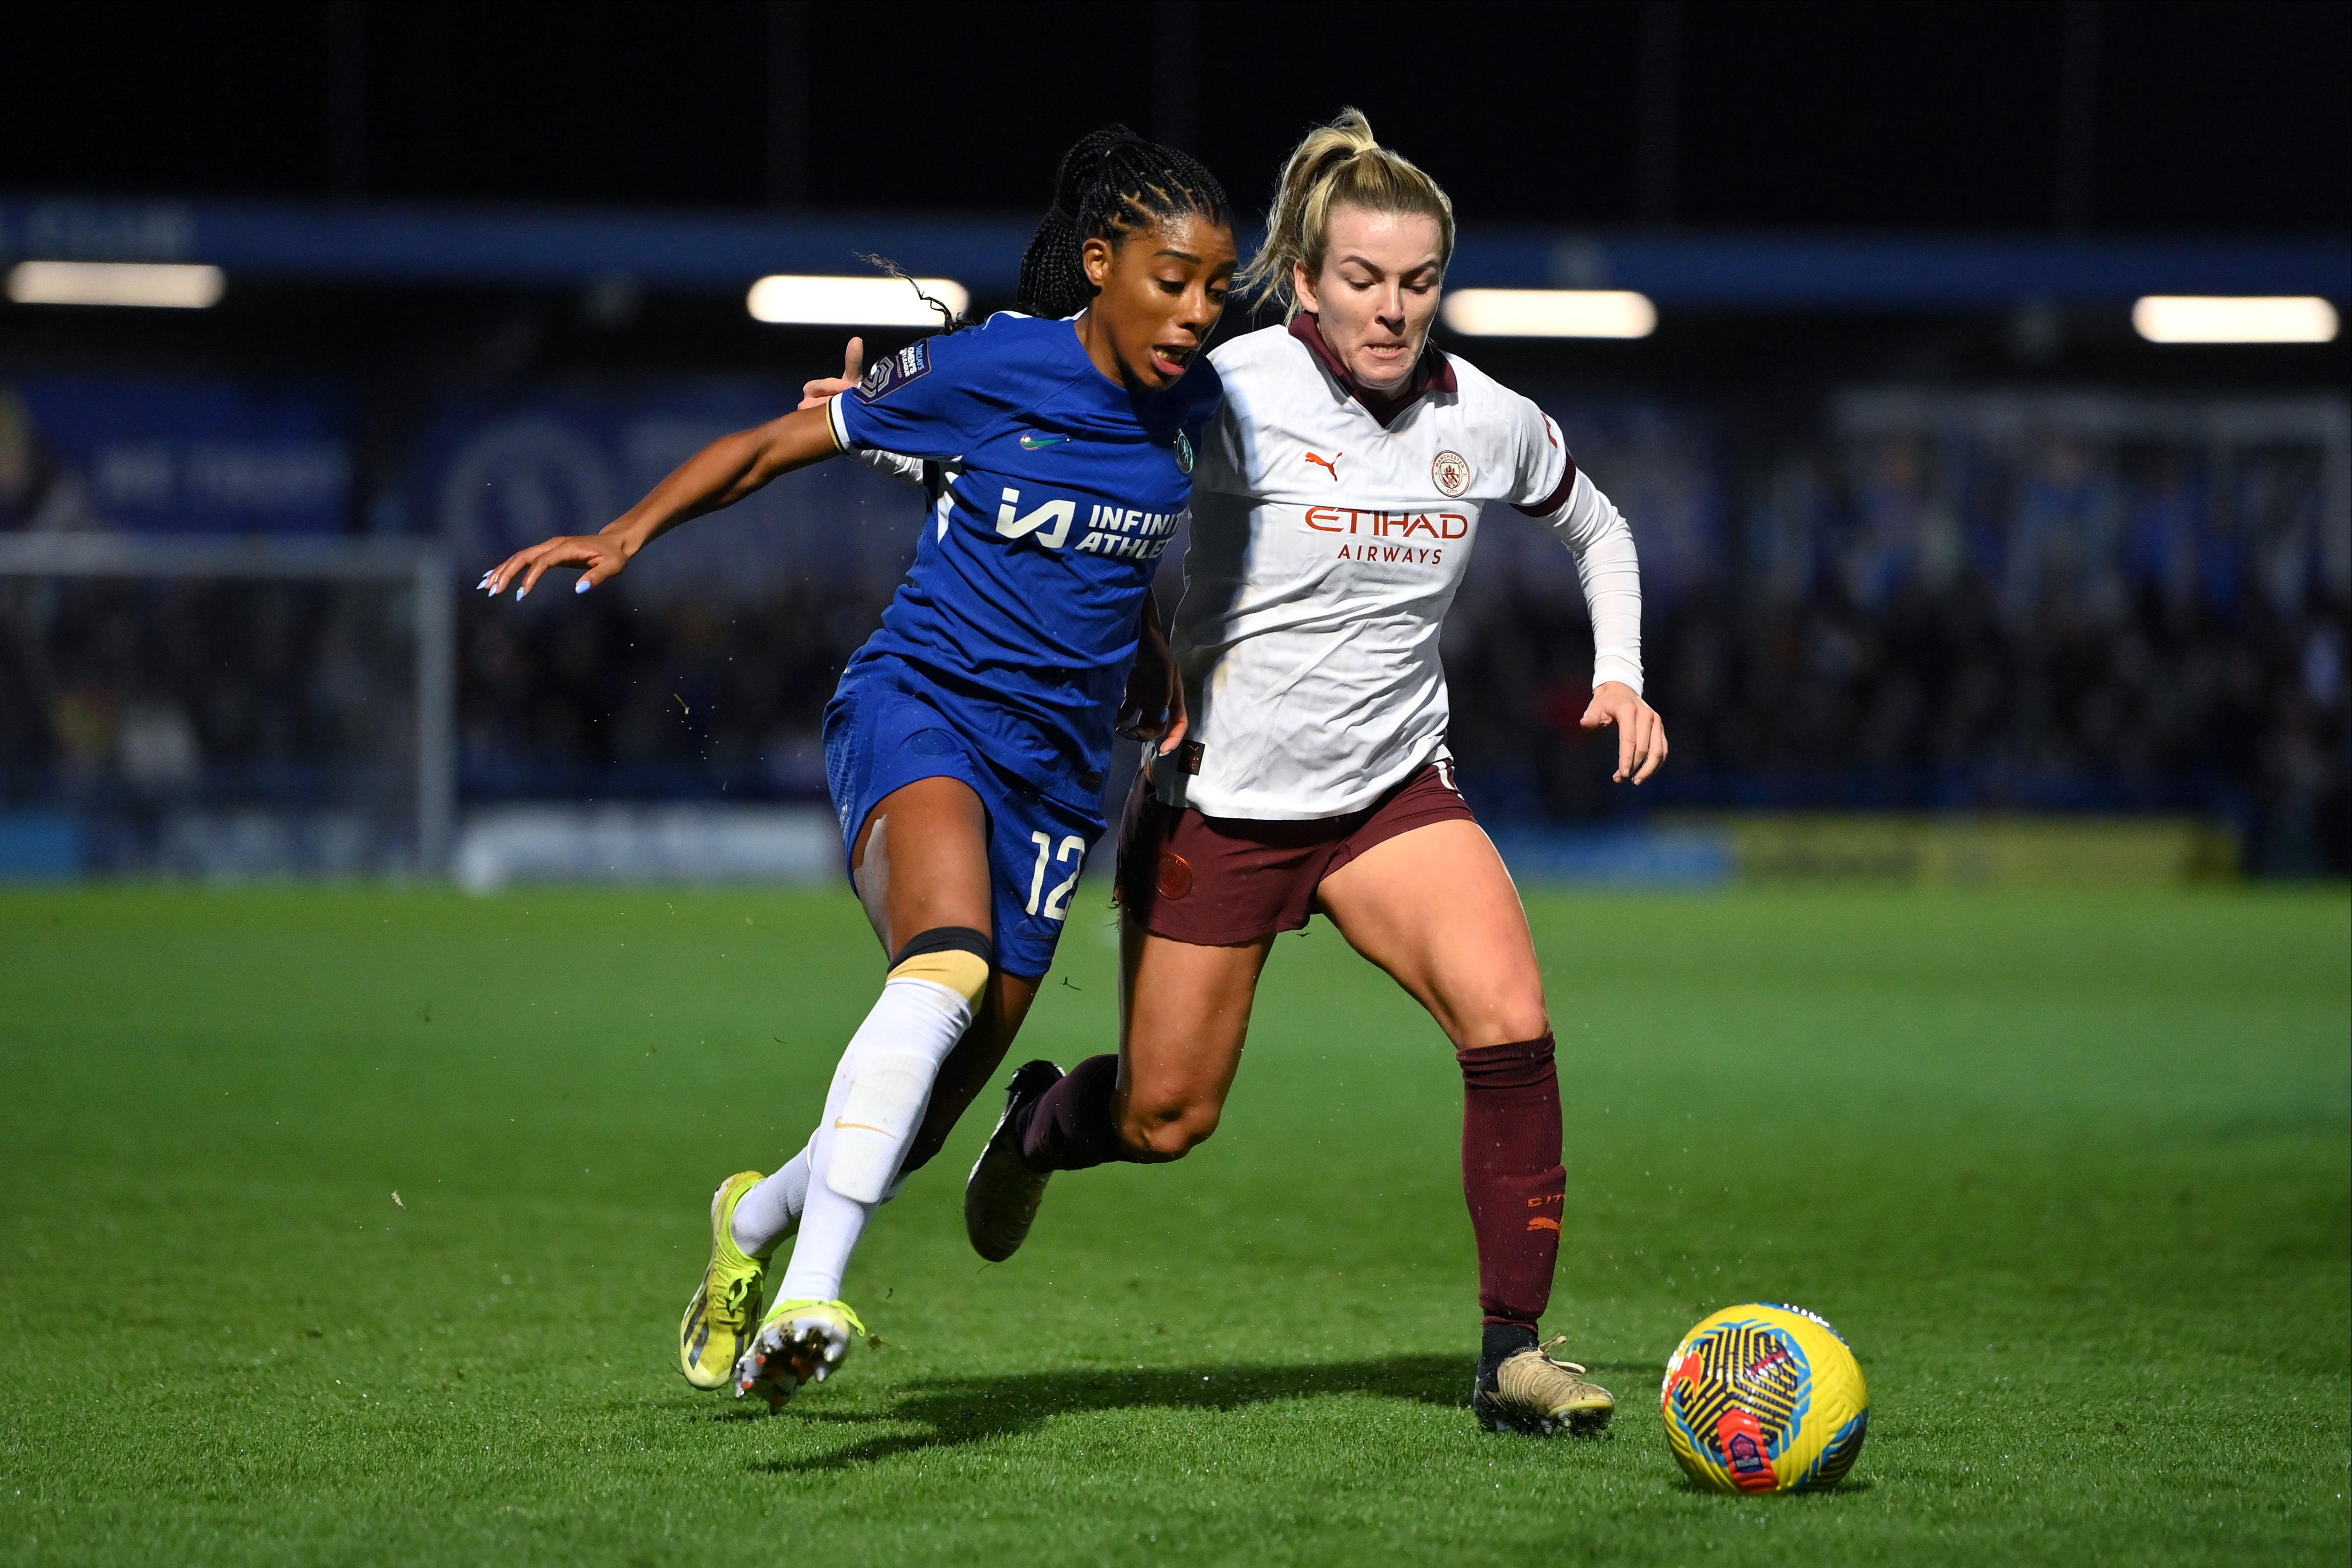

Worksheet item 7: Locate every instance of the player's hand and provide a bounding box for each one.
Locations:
[480,531,630,600]
[1580,680,1667,784]
[798,337,865,410]
[1119,605,1188,754]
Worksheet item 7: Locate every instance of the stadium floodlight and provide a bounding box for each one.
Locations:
[2131,295,2339,344]
[5,260,226,308]
[746,273,971,326]
[1441,288,1657,339]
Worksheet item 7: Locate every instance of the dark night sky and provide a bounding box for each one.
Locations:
[1,1,2346,235]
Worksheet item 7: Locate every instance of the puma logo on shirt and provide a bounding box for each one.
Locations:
[1303,451,1342,481]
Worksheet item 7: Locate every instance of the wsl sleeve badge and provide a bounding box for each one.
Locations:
[854,339,931,403]
[1661,1303,1869,1494]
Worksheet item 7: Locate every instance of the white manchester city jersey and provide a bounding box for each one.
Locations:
[1153,318,1644,820]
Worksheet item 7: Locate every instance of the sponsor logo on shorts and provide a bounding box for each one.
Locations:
[1155,852,1194,901]
[1179,739,1204,775]
[1431,449,1472,497]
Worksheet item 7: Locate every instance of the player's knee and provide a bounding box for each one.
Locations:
[1495,1003,1551,1047]
[1451,992,1549,1052]
[1122,1095,1220,1159]
[887,925,993,1007]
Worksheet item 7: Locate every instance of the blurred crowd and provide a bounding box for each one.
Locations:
[0,577,420,869]
[457,586,860,804]
[1446,402,2350,875]
[5,387,2347,876]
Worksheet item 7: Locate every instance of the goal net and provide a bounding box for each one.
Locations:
[0,532,452,878]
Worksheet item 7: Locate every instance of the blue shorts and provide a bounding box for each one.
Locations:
[823,671,1105,981]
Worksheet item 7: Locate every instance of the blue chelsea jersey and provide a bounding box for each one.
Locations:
[826,312,1222,801]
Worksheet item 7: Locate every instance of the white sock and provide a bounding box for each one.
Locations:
[734,1139,923,1261]
[774,975,972,1303]
[777,1123,874,1305]
[731,1150,809,1258]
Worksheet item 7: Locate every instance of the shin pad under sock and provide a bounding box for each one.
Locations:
[1459,1033,1566,1328]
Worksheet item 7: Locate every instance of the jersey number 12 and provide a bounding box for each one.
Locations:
[1026,831,1085,921]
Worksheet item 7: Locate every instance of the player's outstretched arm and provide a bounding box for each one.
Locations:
[1531,465,1664,783]
[480,403,839,599]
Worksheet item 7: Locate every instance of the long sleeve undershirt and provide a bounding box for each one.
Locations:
[1535,469,1645,696]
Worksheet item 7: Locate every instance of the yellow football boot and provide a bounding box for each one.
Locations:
[678,1170,772,1391]
[731,1298,867,1412]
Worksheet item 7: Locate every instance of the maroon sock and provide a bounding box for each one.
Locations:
[1459,1034,1566,1328]
[1017,1053,1141,1172]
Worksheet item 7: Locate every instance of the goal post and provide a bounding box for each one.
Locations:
[0,531,455,876]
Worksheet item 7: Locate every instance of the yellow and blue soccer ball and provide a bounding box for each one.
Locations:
[1661,1302,1869,1494]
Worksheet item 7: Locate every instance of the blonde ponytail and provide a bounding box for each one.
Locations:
[1236,108,1456,319]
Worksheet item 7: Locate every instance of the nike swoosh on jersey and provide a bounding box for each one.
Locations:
[1019,433,1070,449]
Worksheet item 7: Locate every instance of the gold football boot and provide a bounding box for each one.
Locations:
[1474,1336,1616,1436]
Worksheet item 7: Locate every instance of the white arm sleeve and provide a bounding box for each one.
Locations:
[1535,469,1644,696]
[853,446,926,486]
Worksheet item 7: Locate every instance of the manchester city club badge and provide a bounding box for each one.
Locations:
[1431,449,1472,497]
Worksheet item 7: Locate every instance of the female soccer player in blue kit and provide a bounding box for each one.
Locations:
[480,128,1233,1409]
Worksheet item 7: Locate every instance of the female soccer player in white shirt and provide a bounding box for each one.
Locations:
[972,110,1666,1437]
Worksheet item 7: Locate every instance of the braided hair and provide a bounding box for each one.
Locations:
[1015,126,1232,321]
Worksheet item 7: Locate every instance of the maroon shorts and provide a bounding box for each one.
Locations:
[1116,761,1480,946]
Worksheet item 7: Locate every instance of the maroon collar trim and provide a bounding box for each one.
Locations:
[1288,311,1455,428]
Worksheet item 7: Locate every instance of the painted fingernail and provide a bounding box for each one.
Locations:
[515,584,528,599]
[575,578,591,594]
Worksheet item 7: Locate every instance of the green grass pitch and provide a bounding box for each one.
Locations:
[1,884,2345,1566]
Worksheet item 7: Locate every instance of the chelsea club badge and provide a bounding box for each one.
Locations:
[1174,431,1194,474]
